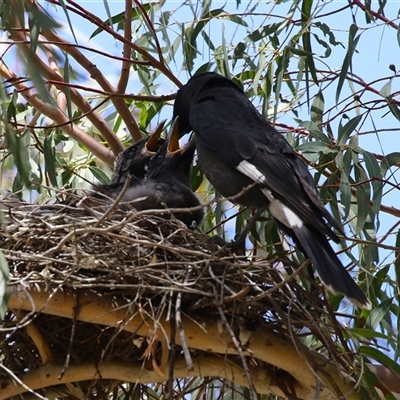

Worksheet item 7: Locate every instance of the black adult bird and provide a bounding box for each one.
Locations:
[173,71,371,309]
[121,117,203,227]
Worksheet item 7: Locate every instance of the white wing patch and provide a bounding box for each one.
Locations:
[236,160,266,184]
[235,160,303,229]
[261,189,303,228]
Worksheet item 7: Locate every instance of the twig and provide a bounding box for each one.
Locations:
[117,0,133,94]
[133,0,164,63]
[0,60,114,165]
[176,267,194,371]
[10,1,124,156]
[209,265,256,397]
[57,0,182,87]
[93,174,133,226]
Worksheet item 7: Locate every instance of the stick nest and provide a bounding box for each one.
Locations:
[0,198,360,398]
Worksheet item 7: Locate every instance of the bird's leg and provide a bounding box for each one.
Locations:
[232,208,264,256]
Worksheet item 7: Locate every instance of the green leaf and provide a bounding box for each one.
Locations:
[102,0,113,31]
[397,24,400,48]
[58,0,77,43]
[340,171,351,219]
[0,250,9,322]
[288,46,310,57]
[298,120,331,144]
[360,346,400,376]
[354,170,370,234]
[187,7,230,69]
[220,13,248,27]
[370,265,389,299]
[301,0,318,85]
[60,169,73,186]
[245,23,281,42]
[361,150,382,215]
[273,47,290,122]
[339,150,353,219]
[6,130,32,188]
[201,31,215,51]
[296,141,335,154]
[310,91,324,124]
[25,60,54,106]
[192,8,224,40]
[90,3,154,38]
[381,152,400,176]
[336,24,360,103]
[183,25,197,72]
[44,136,58,187]
[27,6,40,60]
[89,165,111,185]
[314,22,341,47]
[367,298,393,331]
[380,80,392,97]
[63,53,73,123]
[312,34,331,58]
[338,114,362,144]
[190,163,203,192]
[353,154,371,220]
[395,231,400,297]
[220,26,229,76]
[348,328,388,340]
[387,100,400,121]
[233,42,246,67]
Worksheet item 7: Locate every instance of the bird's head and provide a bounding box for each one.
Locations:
[111,120,166,184]
[146,117,196,187]
[173,71,243,137]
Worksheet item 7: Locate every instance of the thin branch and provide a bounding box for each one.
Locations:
[117,0,133,94]
[0,61,114,165]
[133,0,164,62]
[31,5,142,143]
[54,0,182,87]
[0,39,151,65]
[44,79,176,102]
[8,1,124,156]
[352,0,398,29]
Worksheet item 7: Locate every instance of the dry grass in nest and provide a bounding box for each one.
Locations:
[0,198,364,399]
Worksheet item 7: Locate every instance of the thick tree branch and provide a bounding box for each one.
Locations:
[11,309,54,365]
[117,0,132,95]
[8,284,361,399]
[0,356,287,399]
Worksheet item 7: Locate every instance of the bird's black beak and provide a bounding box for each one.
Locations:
[167,116,181,154]
[145,119,166,153]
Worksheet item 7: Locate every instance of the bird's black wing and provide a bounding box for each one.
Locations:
[190,86,342,238]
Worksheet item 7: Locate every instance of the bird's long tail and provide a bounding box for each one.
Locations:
[291,225,371,309]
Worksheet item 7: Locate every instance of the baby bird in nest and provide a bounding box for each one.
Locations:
[95,121,166,197]
[96,118,203,228]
